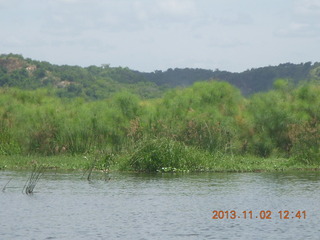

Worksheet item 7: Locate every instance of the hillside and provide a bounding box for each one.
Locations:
[1,53,320,98]
[139,62,320,95]
[0,54,163,99]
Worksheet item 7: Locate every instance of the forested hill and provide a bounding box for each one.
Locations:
[139,62,320,95]
[1,53,319,99]
[0,54,164,99]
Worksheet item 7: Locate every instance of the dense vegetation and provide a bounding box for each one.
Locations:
[0,54,165,100]
[140,62,320,95]
[1,54,320,98]
[0,75,320,172]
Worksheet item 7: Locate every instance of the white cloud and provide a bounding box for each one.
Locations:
[54,0,84,3]
[132,0,198,29]
[1,0,319,72]
[219,13,253,26]
[275,23,320,38]
[157,0,196,16]
[274,0,320,38]
[294,0,320,15]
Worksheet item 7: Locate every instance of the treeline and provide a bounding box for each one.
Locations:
[140,62,320,95]
[0,79,319,171]
[1,54,320,100]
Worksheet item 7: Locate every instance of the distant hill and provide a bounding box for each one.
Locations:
[139,62,320,95]
[1,53,319,99]
[0,54,162,99]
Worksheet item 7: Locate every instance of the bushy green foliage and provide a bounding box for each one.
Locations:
[113,91,141,120]
[247,91,294,156]
[0,129,21,155]
[287,84,320,163]
[0,76,320,171]
[128,138,211,172]
[148,81,244,154]
[289,122,320,164]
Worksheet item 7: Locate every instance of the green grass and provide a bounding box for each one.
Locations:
[114,137,319,173]
[123,138,211,172]
[205,154,320,172]
[0,155,91,171]
[1,146,319,173]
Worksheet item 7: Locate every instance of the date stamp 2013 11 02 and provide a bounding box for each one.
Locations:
[212,210,307,220]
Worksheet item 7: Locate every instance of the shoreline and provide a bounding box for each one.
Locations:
[1,154,319,173]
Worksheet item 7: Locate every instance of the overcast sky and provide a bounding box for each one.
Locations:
[1,0,319,72]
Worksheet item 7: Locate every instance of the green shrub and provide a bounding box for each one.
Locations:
[129,138,212,172]
[289,122,320,164]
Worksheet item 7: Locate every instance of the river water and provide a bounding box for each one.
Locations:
[1,170,320,239]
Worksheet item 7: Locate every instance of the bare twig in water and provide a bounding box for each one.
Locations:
[87,158,97,181]
[22,165,45,195]
[2,178,13,192]
[81,156,97,181]
[82,153,114,182]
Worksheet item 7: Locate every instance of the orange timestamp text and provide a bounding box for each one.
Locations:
[212,210,307,220]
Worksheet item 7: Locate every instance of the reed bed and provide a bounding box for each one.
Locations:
[1,81,320,172]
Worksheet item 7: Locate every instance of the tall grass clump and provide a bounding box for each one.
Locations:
[287,84,320,164]
[145,81,245,156]
[289,122,320,164]
[0,126,21,155]
[128,137,213,172]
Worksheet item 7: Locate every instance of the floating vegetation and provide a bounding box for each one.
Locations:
[22,165,45,195]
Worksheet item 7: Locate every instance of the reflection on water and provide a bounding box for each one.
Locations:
[1,170,320,239]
